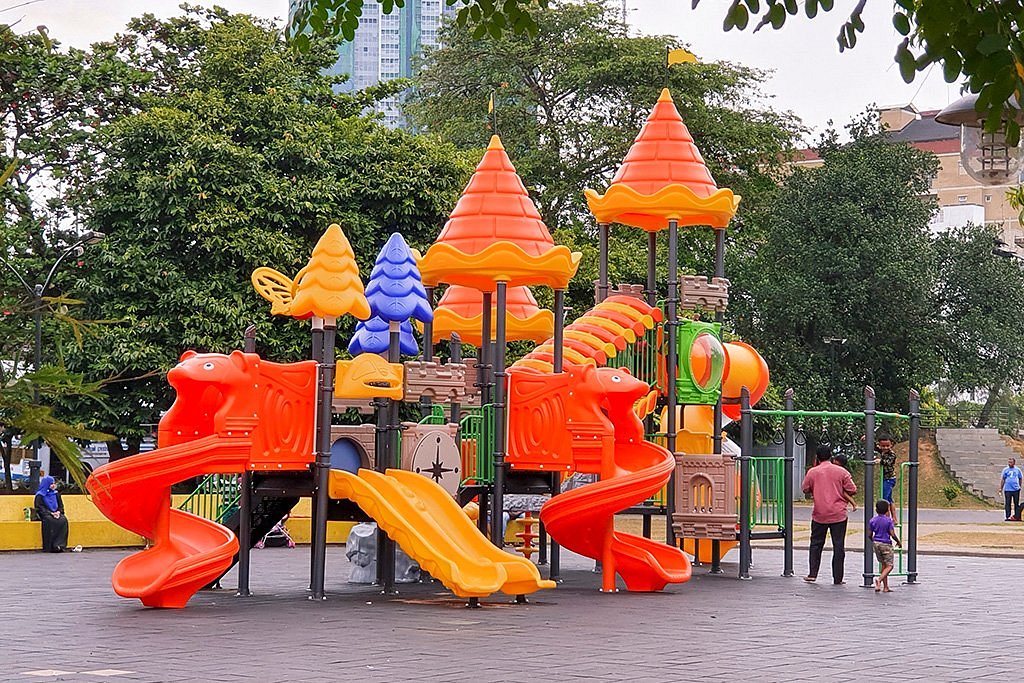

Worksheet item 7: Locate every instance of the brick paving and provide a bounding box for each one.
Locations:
[1,544,1010,682]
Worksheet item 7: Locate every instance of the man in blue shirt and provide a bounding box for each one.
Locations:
[1000,457,1023,521]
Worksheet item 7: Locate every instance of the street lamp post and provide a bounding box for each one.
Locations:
[1,230,105,465]
[823,336,847,406]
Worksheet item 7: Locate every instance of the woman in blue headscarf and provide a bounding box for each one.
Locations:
[34,475,68,553]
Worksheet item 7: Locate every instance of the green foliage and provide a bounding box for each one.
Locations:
[731,112,941,411]
[941,483,960,505]
[407,1,800,316]
[59,9,472,447]
[291,0,1024,145]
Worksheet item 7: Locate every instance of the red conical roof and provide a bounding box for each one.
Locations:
[434,136,555,256]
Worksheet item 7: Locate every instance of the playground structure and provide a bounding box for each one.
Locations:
[85,87,920,608]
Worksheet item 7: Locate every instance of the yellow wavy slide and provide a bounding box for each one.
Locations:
[329,468,555,598]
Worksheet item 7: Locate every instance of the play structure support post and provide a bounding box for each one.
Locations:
[379,320,402,594]
[490,282,508,547]
[782,388,795,577]
[738,387,752,580]
[449,333,462,428]
[548,288,566,580]
[480,292,492,407]
[374,395,389,582]
[907,389,920,584]
[712,228,725,456]
[862,385,876,588]
[310,318,337,600]
[598,223,609,302]
[665,219,679,546]
[646,232,657,307]
[420,286,435,418]
[237,470,253,597]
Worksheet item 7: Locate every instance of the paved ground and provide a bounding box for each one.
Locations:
[2,543,1015,682]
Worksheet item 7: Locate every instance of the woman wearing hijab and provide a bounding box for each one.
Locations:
[34,475,68,553]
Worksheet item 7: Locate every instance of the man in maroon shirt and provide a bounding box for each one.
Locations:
[801,444,857,584]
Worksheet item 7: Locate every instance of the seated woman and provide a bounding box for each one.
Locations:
[34,475,69,553]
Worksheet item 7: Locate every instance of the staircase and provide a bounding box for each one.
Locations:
[935,428,1016,503]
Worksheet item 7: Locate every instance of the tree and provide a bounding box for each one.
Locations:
[0,24,141,486]
[293,0,1024,144]
[406,2,800,314]
[731,113,941,411]
[60,9,471,458]
[934,223,1024,426]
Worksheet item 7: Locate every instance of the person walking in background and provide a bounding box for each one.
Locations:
[34,475,69,553]
[1000,457,1023,521]
[802,444,857,584]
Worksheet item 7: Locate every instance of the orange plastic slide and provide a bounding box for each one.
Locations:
[87,351,317,608]
[508,364,691,592]
[330,468,555,598]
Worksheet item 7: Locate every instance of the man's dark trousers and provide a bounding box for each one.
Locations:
[808,519,848,583]
[1005,490,1020,520]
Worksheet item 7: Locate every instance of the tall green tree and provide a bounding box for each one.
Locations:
[293,0,1024,144]
[732,113,941,410]
[934,222,1024,426]
[62,9,471,458]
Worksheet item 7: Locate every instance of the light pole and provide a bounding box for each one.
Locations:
[823,336,847,406]
[0,230,105,464]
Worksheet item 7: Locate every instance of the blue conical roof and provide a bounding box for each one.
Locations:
[365,233,433,323]
[348,316,418,356]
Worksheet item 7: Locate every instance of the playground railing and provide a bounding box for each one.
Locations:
[178,473,241,524]
[459,404,495,486]
[617,322,665,395]
[746,456,785,529]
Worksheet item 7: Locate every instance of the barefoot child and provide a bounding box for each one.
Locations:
[869,499,901,592]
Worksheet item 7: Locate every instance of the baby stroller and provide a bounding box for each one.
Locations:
[255,514,296,549]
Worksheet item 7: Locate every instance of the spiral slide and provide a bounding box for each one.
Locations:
[86,436,251,608]
[330,468,555,598]
[87,350,318,608]
[507,363,691,592]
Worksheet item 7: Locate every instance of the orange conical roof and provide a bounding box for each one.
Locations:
[436,136,555,256]
[611,88,720,197]
[419,136,581,290]
[585,89,740,231]
[426,285,554,345]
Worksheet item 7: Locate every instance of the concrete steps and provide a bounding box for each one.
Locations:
[935,428,1016,503]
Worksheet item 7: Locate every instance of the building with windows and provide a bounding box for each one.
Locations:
[795,104,1023,254]
[310,0,455,128]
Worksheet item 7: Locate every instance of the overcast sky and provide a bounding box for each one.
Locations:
[5,0,960,138]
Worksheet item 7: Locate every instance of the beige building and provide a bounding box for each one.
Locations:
[797,105,1023,252]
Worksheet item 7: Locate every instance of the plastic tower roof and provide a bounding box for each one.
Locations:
[364,232,433,324]
[285,223,371,321]
[585,89,740,231]
[427,284,554,345]
[419,136,580,290]
[349,316,419,356]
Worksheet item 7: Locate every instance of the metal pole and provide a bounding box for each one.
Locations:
[598,223,610,302]
[862,385,876,588]
[665,219,679,546]
[308,323,324,592]
[712,228,725,455]
[310,321,337,600]
[646,232,657,307]
[783,388,795,577]
[449,334,462,428]
[237,470,253,597]
[243,324,257,353]
[490,283,508,547]
[421,286,435,418]
[480,292,492,407]
[381,321,402,594]
[907,389,920,584]
[32,285,42,462]
[739,387,752,580]
[374,395,389,583]
[548,289,566,580]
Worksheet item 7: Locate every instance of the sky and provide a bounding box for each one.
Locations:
[3,0,961,138]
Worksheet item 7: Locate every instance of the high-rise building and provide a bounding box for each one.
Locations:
[307,0,455,128]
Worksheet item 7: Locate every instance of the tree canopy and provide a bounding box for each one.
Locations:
[58,8,471,456]
[731,114,941,410]
[293,0,1024,142]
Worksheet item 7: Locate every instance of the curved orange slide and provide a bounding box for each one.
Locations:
[508,364,691,592]
[86,351,317,608]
